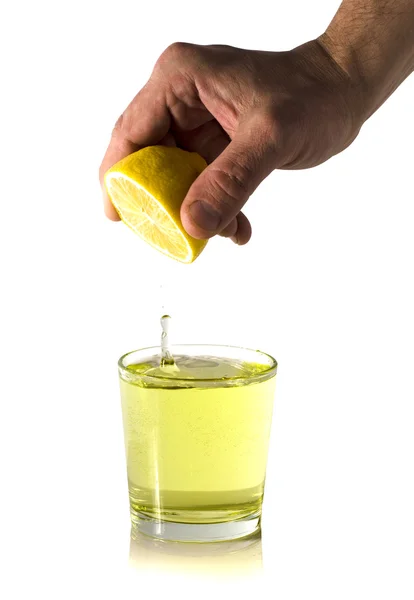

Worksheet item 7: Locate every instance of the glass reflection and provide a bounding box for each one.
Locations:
[129,529,263,576]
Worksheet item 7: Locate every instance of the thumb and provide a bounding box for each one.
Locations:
[181,128,275,239]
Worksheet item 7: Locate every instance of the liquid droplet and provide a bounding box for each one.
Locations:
[160,315,175,366]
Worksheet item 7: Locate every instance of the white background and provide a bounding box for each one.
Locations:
[1,1,413,598]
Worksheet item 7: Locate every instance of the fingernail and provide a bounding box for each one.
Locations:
[230,236,239,245]
[189,201,221,232]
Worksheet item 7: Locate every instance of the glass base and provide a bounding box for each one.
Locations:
[130,512,261,543]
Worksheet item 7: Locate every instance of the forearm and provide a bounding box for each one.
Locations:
[318,0,414,121]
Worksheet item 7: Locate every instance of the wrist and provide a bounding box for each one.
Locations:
[318,1,414,123]
[316,33,371,125]
[292,38,366,144]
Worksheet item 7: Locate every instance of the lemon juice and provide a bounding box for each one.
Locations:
[119,343,277,542]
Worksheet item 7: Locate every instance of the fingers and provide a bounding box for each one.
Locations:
[219,212,252,245]
[219,218,238,238]
[177,120,254,244]
[99,82,171,219]
[233,212,252,245]
[158,132,177,148]
[180,125,274,240]
[176,120,252,244]
[174,120,230,164]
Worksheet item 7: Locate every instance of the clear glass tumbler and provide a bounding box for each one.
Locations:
[118,344,277,542]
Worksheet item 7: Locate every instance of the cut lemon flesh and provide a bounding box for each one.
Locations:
[104,146,208,263]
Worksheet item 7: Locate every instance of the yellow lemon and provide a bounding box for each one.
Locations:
[104,146,208,263]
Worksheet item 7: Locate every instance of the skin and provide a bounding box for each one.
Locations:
[100,0,414,246]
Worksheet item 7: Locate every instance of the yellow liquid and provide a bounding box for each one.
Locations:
[120,355,276,526]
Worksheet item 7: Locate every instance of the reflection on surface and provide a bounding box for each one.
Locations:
[129,529,263,576]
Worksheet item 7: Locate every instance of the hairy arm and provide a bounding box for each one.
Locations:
[319,0,414,120]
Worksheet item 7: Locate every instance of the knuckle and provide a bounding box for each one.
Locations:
[157,42,197,70]
[166,41,193,56]
[111,112,125,139]
[259,106,284,147]
[258,101,306,165]
[210,160,252,206]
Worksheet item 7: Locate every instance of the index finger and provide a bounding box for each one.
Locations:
[99,82,171,220]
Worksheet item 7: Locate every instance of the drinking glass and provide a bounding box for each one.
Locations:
[119,344,277,542]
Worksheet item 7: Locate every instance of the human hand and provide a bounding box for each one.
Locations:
[100,40,363,245]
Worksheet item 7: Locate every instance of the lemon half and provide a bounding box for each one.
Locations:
[104,146,208,263]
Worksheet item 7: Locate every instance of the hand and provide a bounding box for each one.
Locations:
[100,40,363,244]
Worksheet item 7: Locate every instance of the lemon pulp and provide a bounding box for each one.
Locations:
[104,146,208,263]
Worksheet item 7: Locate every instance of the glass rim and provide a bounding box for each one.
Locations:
[118,343,277,387]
